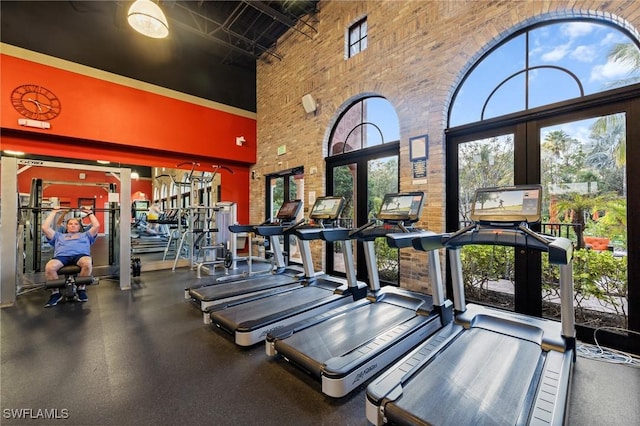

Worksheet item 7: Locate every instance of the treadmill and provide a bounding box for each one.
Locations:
[266,192,452,398]
[366,185,576,426]
[187,199,306,324]
[208,196,369,347]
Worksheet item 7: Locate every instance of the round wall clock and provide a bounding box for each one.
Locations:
[11,84,62,121]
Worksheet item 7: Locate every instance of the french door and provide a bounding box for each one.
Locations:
[447,91,638,352]
[264,167,304,264]
[326,143,399,284]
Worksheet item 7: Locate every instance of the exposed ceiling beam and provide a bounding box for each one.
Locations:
[170,2,282,61]
[242,1,317,40]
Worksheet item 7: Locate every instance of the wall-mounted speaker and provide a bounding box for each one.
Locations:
[302,94,317,113]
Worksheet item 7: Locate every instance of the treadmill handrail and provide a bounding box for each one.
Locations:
[348,219,377,238]
[444,223,573,264]
[282,218,307,233]
[387,229,437,249]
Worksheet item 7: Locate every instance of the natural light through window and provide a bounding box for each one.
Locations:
[329,97,399,156]
[450,20,640,127]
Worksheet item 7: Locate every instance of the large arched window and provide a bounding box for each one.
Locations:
[450,20,640,126]
[446,17,640,353]
[326,96,401,285]
[329,96,400,155]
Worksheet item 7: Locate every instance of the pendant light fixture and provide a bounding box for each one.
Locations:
[127,0,169,39]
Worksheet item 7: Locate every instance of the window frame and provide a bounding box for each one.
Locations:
[449,19,640,127]
[346,17,367,58]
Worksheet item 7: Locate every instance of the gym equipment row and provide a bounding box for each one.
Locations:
[186,199,306,324]
[365,185,574,425]
[186,186,575,425]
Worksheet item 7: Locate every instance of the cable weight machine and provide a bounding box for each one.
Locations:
[157,162,238,275]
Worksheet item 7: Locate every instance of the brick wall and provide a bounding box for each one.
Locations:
[256,0,640,292]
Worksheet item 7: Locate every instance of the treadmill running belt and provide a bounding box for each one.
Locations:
[386,327,542,426]
[191,274,297,301]
[276,302,418,372]
[211,284,340,331]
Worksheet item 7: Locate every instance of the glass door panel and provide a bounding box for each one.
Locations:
[540,114,628,329]
[289,175,304,264]
[326,143,399,283]
[367,155,399,285]
[457,134,515,309]
[268,173,303,265]
[330,163,356,275]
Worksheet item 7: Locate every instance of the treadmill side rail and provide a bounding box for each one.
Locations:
[529,349,574,426]
[322,314,443,398]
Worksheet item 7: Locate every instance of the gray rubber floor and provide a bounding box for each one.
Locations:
[1,267,638,425]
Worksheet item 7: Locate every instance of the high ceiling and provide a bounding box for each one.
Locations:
[1,1,319,111]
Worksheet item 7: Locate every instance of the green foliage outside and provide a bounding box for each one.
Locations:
[330,157,400,285]
[460,245,514,300]
[368,158,400,284]
[542,249,628,328]
[374,237,399,282]
[271,177,297,217]
[461,245,628,328]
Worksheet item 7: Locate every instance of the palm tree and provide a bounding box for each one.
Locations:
[605,43,640,89]
[542,130,580,187]
[554,192,615,249]
[589,41,639,194]
[542,130,572,159]
[587,114,625,168]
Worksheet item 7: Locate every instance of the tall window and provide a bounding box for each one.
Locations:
[447,18,640,353]
[347,17,367,58]
[326,96,400,285]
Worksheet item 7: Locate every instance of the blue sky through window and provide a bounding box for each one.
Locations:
[365,97,400,143]
[450,21,640,127]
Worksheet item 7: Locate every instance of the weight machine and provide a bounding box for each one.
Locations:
[156,162,238,275]
[2,156,134,307]
[17,178,119,287]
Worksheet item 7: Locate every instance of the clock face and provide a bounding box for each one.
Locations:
[11,84,61,121]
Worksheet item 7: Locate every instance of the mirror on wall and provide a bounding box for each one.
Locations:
[3,151,238,295]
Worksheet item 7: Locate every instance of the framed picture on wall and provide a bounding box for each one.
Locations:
[409,135,428,180]
[409,135,428,161]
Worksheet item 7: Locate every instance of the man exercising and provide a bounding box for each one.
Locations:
[41,206,100,307]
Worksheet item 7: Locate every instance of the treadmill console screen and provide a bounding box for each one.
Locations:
[309,197,345,220]
[377,192,425,223]
[276,200,303,220]
[470,185,542,224]
[132,200,150,211]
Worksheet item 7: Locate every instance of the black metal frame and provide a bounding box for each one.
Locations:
[446,83,640,354]
[325,142,400,283]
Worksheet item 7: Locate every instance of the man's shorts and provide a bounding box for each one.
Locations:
[53,254,90,266]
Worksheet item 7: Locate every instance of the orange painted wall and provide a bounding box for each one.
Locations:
[0,54,257,163]
[1,51,253,224]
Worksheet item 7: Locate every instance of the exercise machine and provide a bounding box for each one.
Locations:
[173,202,238,277]
[186,199,305,323]
[213,225,272,283]
[265,192,451,398]
[365,185,575,425]
[18,264,97,304]
[154,162,236,273]
[208,196,369,347]
[46,265,96,303]
[20,178,118,276]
